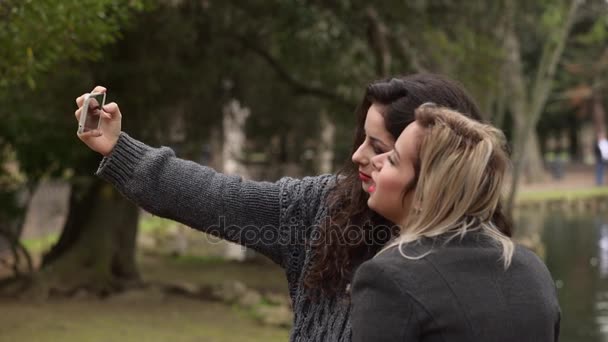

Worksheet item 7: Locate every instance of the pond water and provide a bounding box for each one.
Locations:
[517,209,608,342]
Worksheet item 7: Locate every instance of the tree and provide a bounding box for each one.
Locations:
[504,0,587,216]
[3,0,358,295]
[553,2,608,144]
[0,0,148,293]
[0,0,146,91]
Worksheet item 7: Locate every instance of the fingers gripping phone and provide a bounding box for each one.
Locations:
[78,92,106,134]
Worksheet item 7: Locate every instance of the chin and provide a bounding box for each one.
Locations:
[367,197,376,212]
[367,200,392,221]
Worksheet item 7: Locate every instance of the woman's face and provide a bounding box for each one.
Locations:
[367,122,423,224]
[351,104,396,194]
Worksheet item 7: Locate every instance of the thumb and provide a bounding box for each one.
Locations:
[102,102,122,120]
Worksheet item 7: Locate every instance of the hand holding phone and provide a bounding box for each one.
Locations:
[75,86,122,156]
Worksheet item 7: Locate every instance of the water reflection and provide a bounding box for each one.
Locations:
[598,221,608,278]
[595,219,608,342]
[516,210,608,342]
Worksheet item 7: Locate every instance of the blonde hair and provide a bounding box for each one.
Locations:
[382,103,514,268]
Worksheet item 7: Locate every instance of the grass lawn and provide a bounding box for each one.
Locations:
[0,296,289,342]
[1,220,291,342]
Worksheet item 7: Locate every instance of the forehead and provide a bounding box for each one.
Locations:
[395,122,423,157]
[365,104,387,132]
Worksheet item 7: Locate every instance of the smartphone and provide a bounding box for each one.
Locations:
[77,92,106,134]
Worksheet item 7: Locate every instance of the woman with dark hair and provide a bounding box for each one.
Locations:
[74,73,510,341]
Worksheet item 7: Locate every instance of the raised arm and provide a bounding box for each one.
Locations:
[75,87,332,268]
[97,132,292,263]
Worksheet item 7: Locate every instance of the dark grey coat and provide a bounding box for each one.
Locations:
[351,234,560,342]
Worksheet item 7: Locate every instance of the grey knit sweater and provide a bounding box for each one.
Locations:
[96,133,352,341]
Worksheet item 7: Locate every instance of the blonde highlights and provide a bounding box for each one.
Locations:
[385,104,514,267]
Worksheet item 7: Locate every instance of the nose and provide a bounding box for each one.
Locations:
[352,143,368,166]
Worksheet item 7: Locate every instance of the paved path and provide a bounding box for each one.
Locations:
[519,164,599,193]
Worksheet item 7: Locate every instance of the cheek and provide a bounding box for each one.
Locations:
[378,174,403,193]
[373,167,416,216]
[372,171,405,209]
[377,179,404,209]
[378,172,406,199]
[378,167,408,191]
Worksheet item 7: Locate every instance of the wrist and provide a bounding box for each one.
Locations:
[102,133,121,157]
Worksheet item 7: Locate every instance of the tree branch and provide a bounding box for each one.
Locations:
[531,0,583,114]
[233,35,355,110]
[391,30,428,74]
[365,6,392,77]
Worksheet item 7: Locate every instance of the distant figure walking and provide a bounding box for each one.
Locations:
[596,132,608,185]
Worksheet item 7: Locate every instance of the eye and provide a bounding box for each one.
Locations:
[388,155,396,166]
[369,140,386,154]
[372,145,385,154]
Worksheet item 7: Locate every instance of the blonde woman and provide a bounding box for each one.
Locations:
[351,104,560,342]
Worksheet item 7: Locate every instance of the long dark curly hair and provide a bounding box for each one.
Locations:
[304,73,512,297]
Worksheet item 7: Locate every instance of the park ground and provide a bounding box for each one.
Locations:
[1,241,291,342]
[0,164,605,342]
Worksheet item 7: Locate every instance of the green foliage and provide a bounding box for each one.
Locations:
[2,0,607,217]
[21,232,59,254]
[575,18,608,45]
[0,0,150,229]
[0,0,149,91]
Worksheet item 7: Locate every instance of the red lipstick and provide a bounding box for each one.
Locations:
[359,172,372,182]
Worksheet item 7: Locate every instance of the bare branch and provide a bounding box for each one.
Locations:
[392,33,429,74]
[233,35,355,110]
[531,0,583,114]
[363,6,428,74]
[365,6,392,77]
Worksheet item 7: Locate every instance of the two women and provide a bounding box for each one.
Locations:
[75,74,557,341]
[351,104,560,341]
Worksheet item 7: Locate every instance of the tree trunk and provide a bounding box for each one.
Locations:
[221,99,252,261]
[38,177,140,296]
[317,110,335,174]
[510,103,545,183]
[592,93,606,138]
[365,6,392,77]
[525,132,546,183]
[505,0,581,216]
[208,126,224,172]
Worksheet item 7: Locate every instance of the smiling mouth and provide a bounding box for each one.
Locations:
[367,172,378,193]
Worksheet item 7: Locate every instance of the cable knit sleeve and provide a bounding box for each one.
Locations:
[96,132,333,267]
